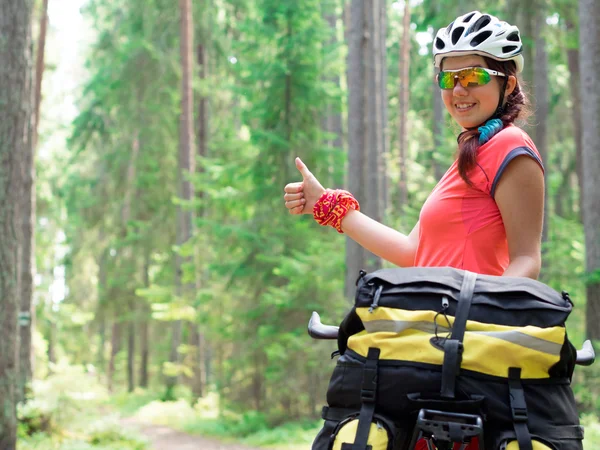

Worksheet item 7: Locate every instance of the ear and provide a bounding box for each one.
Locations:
[505,75,517,96]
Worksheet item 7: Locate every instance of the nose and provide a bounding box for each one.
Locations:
[453,79,469,96]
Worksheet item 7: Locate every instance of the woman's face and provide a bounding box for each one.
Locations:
[439,55,508,130]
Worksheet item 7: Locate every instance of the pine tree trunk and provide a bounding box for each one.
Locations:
[533,6,549,248]
[96,245,108,379]
[432,77,445,181]
[379,0,389,214]
[345,0,367,299]
[107,321,121,393]
[0,0,33,445]
[397,0,410,212]
[190,326,205,399]
[364,0,383,273]
[121,130,139,393]
[47,318,55,373]
[520,3,536,137]
[139,252,150,388]
[96,308,106,381]
[168,0,195,396]
[565,18,583,219]
[197,44,208,176]
[127,307,135,392]
[579,0,600,339]
[17,0,47,405]
[323,6,343,188]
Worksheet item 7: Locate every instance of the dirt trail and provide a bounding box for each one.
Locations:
[122,418,265,450]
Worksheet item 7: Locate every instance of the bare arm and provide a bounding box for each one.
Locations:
[284,157,418,267]
[495,155,544,279]
[341,212,419,267]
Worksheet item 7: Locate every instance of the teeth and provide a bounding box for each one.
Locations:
[456,103,475,110]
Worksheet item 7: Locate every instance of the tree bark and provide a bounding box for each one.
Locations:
[0,0,33,445]
[397,0,410,212]
[168,0,195,396]
[579,0,600,339]
[364,0,384,274]
[197,43,208,181]
[345,0,367,299]
[379,0,389,214]
[323,6,343,188]
[127,304,135,392]
[190,326,205,399]
[565,18,583,219]
[107,320,121,393]
[432,77,445,181]
[533,6,549,248]
[122,133,139,393]
[17,0,48,405]
[139,252,150,388]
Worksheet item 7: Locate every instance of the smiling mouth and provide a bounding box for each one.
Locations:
[455,103,476,111]
[454,103,475,111]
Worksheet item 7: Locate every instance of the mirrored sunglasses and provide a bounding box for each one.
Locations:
[437,67,507,90]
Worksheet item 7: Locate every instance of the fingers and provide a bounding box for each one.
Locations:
[285,198,306,213]
[284,192,303,201]
[284,181,303,194]
[295,157,312,180]
[288,205,304,214]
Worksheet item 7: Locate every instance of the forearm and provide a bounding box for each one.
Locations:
[502,254,541,279]
[340,210,417,267]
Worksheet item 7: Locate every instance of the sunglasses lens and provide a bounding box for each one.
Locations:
[438,71,455,89]
[438,68,492,89]
[461,68,491,87]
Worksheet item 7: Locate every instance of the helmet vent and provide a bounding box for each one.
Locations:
[471,31,493,47]
[467,15,491,35]
[507,31,520,42]
[502,45,520,54]
[463,12,476,22]
[435,37,445,50]
[451,27,465,45]
[446,21,455,33]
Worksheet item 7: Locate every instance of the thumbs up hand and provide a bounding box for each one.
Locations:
[284,157,326,215]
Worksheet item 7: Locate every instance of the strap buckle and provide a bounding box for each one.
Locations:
[509,385,528,423]
[360,367,377,403]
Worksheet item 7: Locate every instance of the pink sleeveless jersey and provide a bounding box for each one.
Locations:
[414,126,543,276]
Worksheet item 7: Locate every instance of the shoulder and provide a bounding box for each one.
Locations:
[477,126,544,197]
[482,125,537,154]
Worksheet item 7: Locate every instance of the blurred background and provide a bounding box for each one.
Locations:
[6,0,600,448]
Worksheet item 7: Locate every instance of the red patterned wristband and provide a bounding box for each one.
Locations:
[313,189,360,233]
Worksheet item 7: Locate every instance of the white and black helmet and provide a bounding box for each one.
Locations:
[433,11,524,73]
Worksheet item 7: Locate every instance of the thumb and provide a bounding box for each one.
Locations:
[295,157,312,180]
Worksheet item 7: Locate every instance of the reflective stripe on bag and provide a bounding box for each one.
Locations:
[347,307,565,379]
[332,419,390,450]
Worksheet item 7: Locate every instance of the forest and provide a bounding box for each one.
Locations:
[0,0,599,449]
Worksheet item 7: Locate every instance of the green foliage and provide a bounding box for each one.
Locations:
[18,364,148,449]
[34,0,598,443]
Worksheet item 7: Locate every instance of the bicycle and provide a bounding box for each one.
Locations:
[307,268,596,450]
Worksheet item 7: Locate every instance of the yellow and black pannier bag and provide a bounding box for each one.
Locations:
[312,267,584,450]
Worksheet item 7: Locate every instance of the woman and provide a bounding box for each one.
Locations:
[287,11,585,450]
[284,10,544,280]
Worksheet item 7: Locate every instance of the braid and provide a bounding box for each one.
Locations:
[456,58,529,185]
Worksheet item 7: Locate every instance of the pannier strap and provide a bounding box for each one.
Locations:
[342,347,380,450]
[508,367,533,450]
[441,271,477,398]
